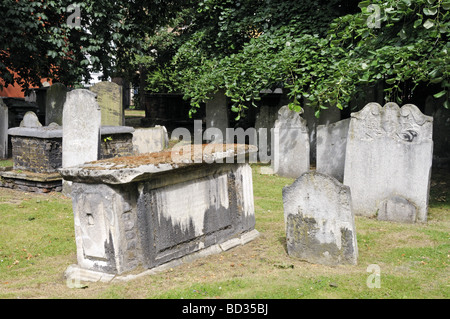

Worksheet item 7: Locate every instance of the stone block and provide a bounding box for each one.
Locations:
[132,126,169,154]
[45,83,67,126]
[59,145,258,280]
[90,81,123,126]
[272,105,310,178]
[316,118,350,182]
[283,171,358,266]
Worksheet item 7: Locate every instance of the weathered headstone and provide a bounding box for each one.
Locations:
[316,118,350,182]
[90,81,123,126]
[272,105,310,178]
[0,99,8,159]
[132,126,169,154]
[62,89,101,168]
[205,90,229,143]
[45,83,67,126]
[20,111,42,128]
[283,171,358,266]
[343,102,433,223]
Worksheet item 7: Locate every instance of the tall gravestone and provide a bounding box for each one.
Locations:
[316,118,350,182]
[343,102,433,223]
[0,99,8,159]
[62,89,101,169]
[90,81,123,126]
[283,171,358,266]
[255,104,278,163]
[45,83,67,126]
[272,105,310,178]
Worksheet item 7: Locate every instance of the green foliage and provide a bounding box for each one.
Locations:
[142,0,449,117]
[0,0,189,90]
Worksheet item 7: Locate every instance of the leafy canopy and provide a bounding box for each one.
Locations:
[142,0,449,118]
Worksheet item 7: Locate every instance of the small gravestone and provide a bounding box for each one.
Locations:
[316,118,350,182]
[90,81,123,126]
[205,90,229,143]
[62,89,101,168]
[378,196,417,223]
[343,102,433,223]
[20,111,42,128]
[283,171,358,266]
[0,99,8,159]
[45,83,67,126]
[272,105,310,178]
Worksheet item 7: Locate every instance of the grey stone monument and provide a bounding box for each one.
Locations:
[20,111,42,128]
[343,102,433,223]
[272,105,310,178]
[45,83,67,126]
[283,171,358,266]
[132,126,169,154]
[205,90,229,143]
[0,99,8,159]
[90,81,123,126]
[316,118,350,182]
[255,104,278,163]
[62,89,101,168]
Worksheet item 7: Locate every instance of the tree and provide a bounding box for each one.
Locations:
[141,0,449,118]
[0,0,188,91]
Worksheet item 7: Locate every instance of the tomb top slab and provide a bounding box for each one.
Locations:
[59,144,258,185]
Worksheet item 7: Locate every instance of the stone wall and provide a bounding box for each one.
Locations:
[10,136,62,173]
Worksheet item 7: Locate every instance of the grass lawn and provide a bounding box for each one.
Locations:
[0,163,448,299]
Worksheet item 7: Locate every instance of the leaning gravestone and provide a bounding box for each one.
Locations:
[343,102,433,223]
[272,105,310,178]
[316,118,350,182]
[62,89,101,168]
[283,171,358,266]
[0,99,8,159]
[20,111,42,128]
[45,83,67,126]
[90,81,123,126]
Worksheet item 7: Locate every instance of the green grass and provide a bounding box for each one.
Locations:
[0,164,448,299]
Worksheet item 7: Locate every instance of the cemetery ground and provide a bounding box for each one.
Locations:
[0,162,448,299]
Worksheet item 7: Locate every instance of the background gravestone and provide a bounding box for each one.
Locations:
[132,126,169,154]
[283,171,358,266]
[0,99,8,159]
[45,83,67,126]
[343,102,433,223]
[255,104,278,163]
[272,105,310,178]
[90,81,123,126]
[20,111,42,128]
[62,89,101,168]
[316,118,350,182]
